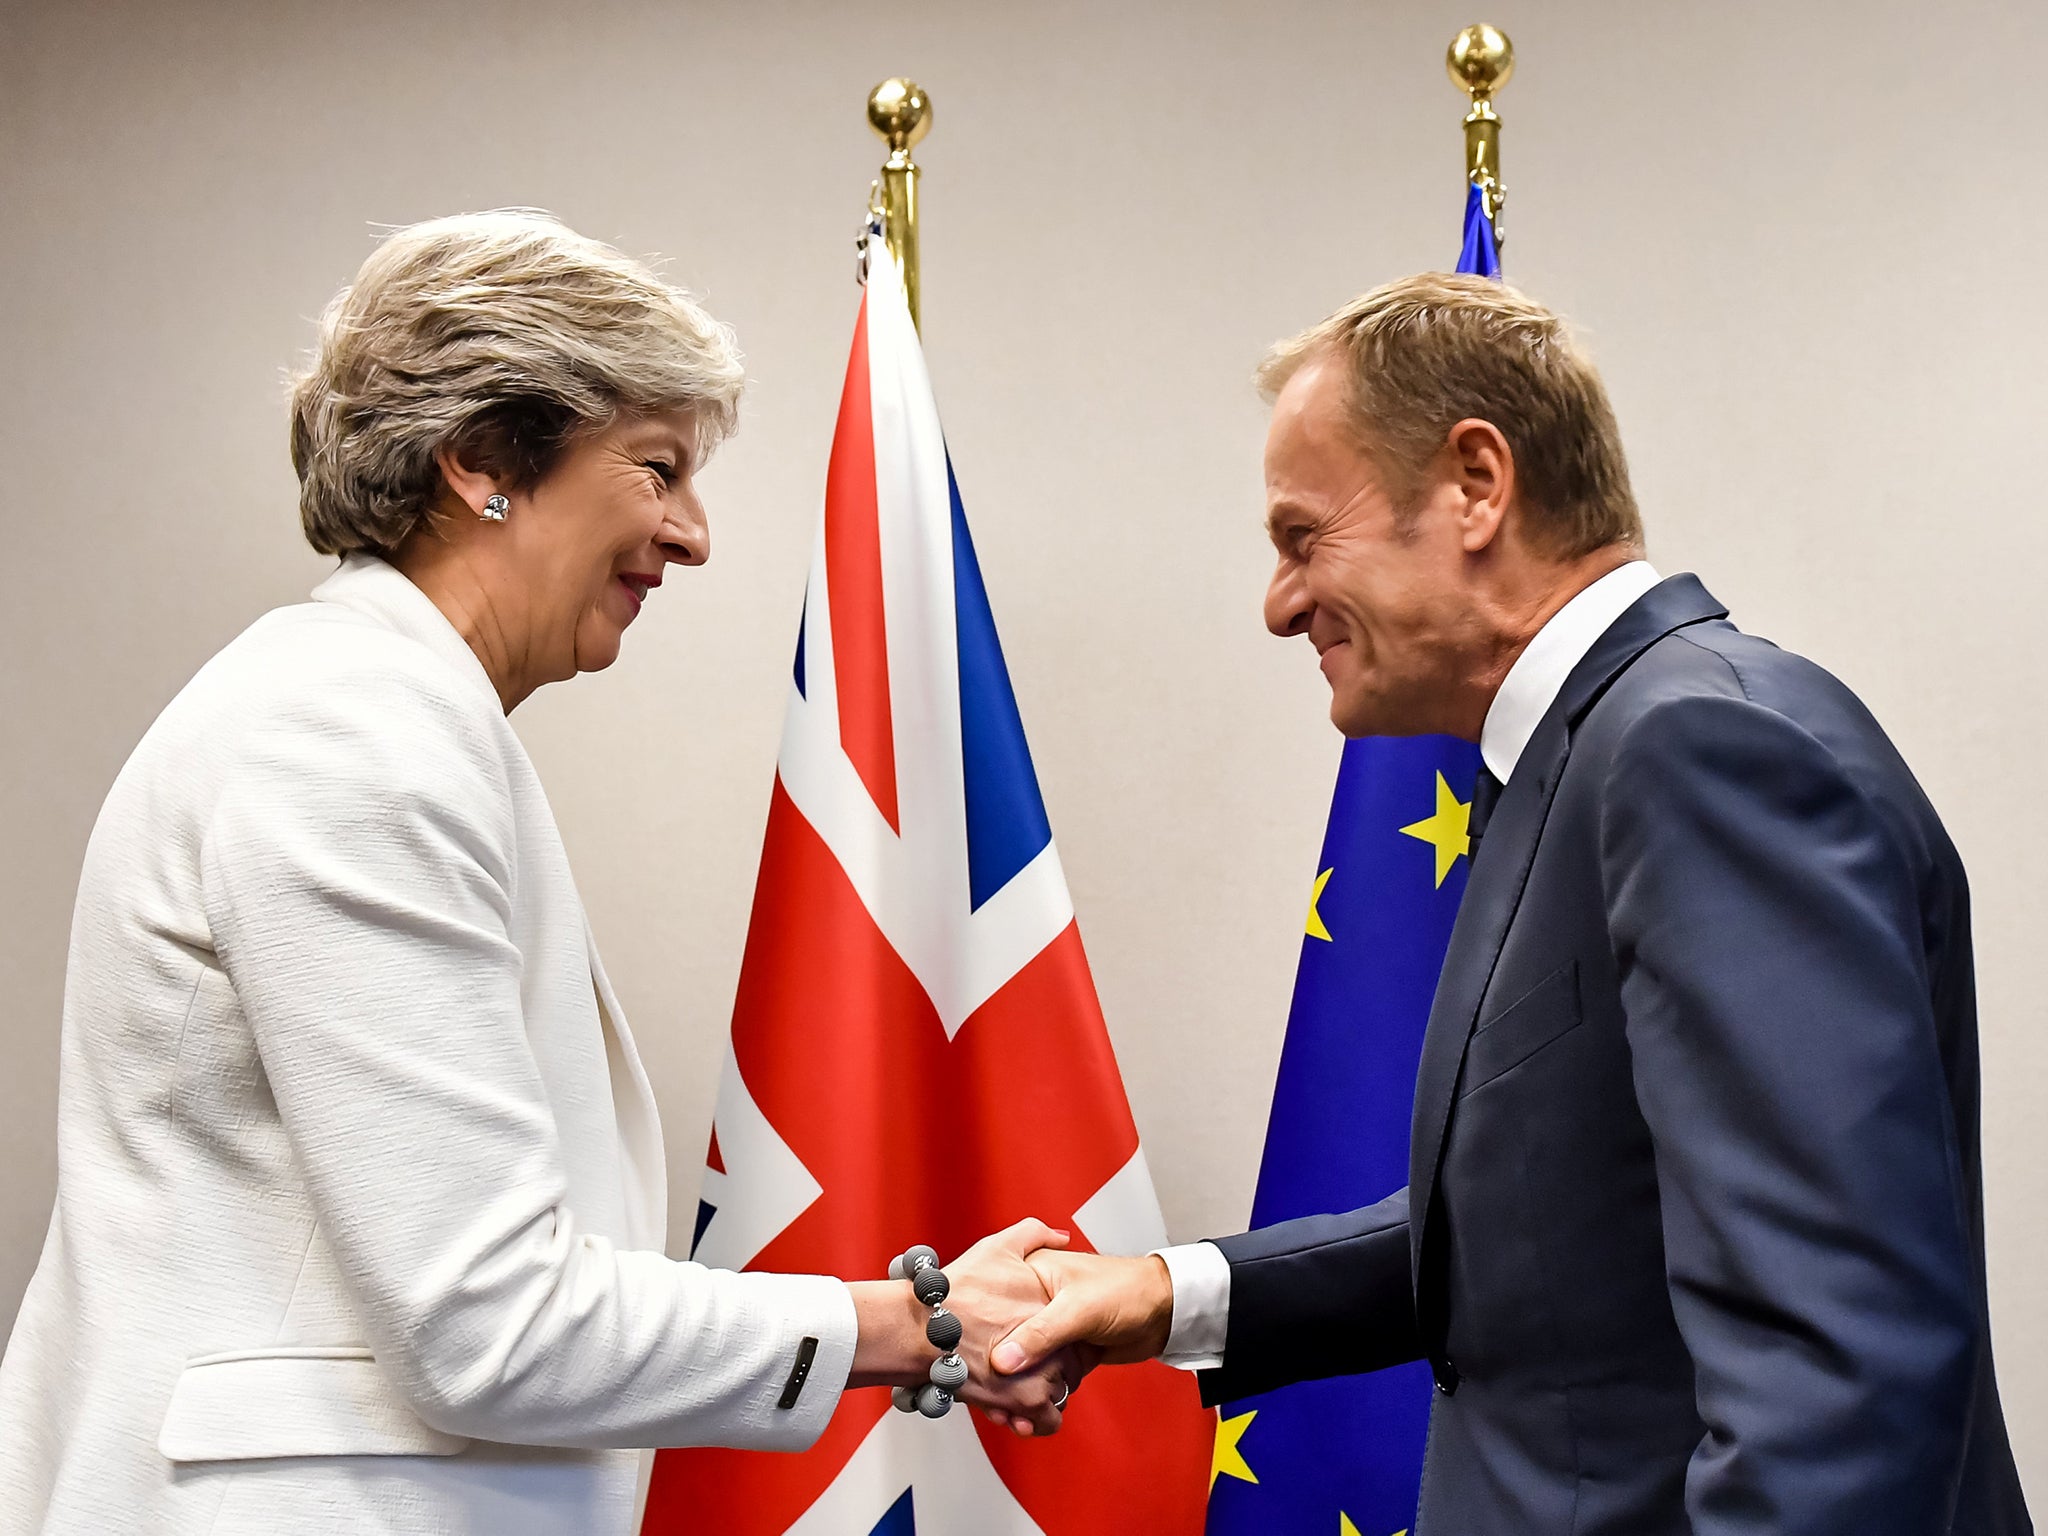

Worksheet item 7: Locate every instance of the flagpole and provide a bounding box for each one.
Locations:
[1447,23,1514,250]
[867,77,932,332]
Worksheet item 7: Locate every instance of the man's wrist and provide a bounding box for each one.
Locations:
[1139,1253,1176,1358]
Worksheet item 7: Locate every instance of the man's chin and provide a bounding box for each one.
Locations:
[1330,686,1421,740]
[1330,696,1385,739]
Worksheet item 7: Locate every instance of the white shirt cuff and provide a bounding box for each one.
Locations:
[1151,1241,1231,1372]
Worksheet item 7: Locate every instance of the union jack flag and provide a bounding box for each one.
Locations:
[642,235,1212,1534]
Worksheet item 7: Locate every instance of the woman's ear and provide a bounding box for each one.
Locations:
[434,442,502,520]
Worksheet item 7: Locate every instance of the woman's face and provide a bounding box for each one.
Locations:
[513,407,710,679]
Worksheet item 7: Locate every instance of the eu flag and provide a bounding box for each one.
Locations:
[1203,186,1498,1536]
[1459,181,1502,280]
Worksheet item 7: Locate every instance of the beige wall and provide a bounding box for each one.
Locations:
[3,0,2042,1500]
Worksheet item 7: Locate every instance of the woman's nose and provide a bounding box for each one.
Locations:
[663,497,710,567]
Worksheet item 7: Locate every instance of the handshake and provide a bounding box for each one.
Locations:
[845,1219,1178,1438]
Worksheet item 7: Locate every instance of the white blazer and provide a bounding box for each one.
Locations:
[0,555,856,1536]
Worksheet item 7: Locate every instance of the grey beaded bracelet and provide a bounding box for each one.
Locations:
[886,1245,967,1419]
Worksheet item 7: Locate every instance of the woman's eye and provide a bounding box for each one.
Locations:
[646,460,678,486]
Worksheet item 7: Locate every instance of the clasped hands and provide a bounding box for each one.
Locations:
[846,1218,1176,1438]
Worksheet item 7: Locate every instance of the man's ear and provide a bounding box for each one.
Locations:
[434,441,502,520]
[1446,418,1515,554]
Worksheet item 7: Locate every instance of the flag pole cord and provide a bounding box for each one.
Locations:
[864,78,932,332]
[1448,24,1514,252]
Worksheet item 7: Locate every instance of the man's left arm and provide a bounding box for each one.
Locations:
[1602,690,1979,1535]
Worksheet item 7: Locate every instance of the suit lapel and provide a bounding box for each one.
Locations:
[1407,713,1571,1293]
[1407,574,1730,1299]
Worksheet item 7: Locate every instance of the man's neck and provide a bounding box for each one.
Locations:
[1472,546,1660,784]
[1449,544,1640,742]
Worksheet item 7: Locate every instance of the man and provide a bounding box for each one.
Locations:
[991,275,2031,1533]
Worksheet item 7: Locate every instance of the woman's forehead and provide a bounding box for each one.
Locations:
[610,408,696,451]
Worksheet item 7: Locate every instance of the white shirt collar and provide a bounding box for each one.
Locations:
[1480,560,1662,784]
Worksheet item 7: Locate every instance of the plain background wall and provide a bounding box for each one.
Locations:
[4,0,2043,1501]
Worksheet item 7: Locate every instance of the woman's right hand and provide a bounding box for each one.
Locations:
[848,1218,1080,1437]
[943,1219,1087,1436]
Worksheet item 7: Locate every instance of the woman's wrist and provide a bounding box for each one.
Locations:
[845,1280,931,1389]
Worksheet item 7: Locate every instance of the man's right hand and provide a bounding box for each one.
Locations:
[989,1249,1176,1384]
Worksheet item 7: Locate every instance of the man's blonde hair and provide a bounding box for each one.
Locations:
[1257,273,1642,558]
[289,210,745,557]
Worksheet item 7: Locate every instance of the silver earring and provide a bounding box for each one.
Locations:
[480,494,510,522]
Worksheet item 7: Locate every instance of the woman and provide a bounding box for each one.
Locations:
[0,211,1071,1536]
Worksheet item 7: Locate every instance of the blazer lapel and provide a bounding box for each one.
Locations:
[1407,574,1730,1300]
[314,556,674,1252]
[590,934,670,1252]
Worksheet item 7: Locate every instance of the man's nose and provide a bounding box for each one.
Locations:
[1265,561,1311,639]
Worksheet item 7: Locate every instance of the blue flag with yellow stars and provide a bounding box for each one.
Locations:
[1458,181,1502,280]
[1204,186,1497,1536]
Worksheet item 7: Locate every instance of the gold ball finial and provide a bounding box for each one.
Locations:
[1447,24,1514,101]
[867,78,932,154]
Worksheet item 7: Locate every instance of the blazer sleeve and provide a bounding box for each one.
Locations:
[1600,690,1978,1534]
[199,666,856,1453]
[1197,1189,1420,1406]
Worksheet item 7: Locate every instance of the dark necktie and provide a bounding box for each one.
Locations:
[1469,766,1504,861]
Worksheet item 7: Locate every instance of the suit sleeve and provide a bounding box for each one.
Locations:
[1600,690,1978,1533]
[200,669,855,1451]
[1196,1189,1420,1406]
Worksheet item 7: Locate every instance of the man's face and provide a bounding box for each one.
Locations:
[1262,356,1484,738]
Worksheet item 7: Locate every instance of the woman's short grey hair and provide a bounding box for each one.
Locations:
[289,209,745,557]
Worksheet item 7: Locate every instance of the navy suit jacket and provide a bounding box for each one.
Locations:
[1202,576,2030,1535]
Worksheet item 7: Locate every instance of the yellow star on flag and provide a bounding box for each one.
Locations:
[1339,1520,1407,1536]
[1211,1408,1258,1491]
[1305,867,1334,941]
[1399,770,1473,888]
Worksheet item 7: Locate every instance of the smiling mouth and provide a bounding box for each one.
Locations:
[618,574,658,615]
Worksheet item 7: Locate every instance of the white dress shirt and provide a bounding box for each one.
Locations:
[1154,561,1663,1370]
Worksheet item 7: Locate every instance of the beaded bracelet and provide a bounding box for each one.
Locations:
[886,1245,968,1419]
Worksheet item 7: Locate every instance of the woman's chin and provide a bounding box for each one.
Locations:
[574,627,627,675]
